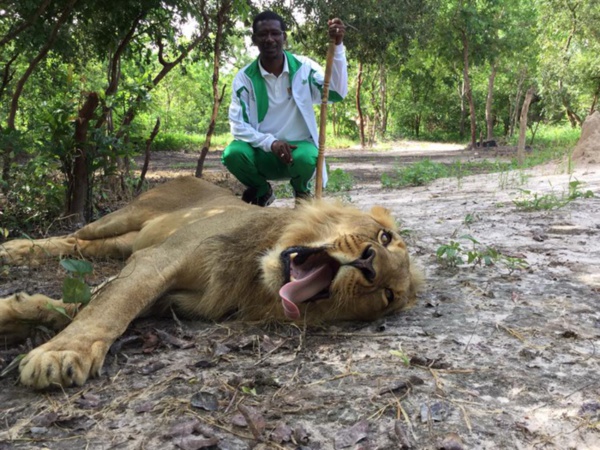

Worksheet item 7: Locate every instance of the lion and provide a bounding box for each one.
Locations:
[0,177,422,389]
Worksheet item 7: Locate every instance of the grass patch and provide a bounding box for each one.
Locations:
[382,125,580,189]
[381,159,449,187]
[152,132,233,153]
[168,162,198,170]
[274,183,294,199]
[512,179,594,211]
[380,159,515,189]
[273,167,355,199]
[153,132,204,152]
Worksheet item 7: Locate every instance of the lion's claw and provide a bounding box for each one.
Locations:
[19,341,107,389]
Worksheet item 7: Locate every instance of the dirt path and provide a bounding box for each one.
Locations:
[1,142,599,449]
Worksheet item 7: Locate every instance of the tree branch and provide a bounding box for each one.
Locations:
[116,2,210,138]
[7,0,78,129]
[95,10,147,130]
[0,53,18,99]
[0,0,53,48]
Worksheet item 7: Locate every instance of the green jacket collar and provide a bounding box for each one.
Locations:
[244,51,301,123]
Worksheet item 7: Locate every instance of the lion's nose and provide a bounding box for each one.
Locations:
[347,245,376,282]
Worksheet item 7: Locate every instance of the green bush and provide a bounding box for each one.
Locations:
[2,157,65,237]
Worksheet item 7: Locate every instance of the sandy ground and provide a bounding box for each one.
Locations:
[1,141,599,450]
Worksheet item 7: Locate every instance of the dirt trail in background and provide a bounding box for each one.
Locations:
[1,140,599,450]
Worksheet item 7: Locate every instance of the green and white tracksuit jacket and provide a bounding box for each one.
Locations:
[228,47,348,185]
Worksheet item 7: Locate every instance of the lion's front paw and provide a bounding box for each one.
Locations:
[0,239,35,265]
[19,339,108,389]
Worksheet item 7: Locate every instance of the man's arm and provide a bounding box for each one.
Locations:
[308,18,348,103]
[328,18,348,100]
[228,75,277,152]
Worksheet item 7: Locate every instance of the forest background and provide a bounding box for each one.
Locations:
[1,0,599,233]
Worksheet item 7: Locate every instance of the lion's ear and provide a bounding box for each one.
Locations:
[369,206,396,229]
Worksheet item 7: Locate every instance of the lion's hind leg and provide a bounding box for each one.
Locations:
[0,293,77,345]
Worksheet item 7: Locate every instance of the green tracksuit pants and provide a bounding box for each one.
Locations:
[222,140,317,197]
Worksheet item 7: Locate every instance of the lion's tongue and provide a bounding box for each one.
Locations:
[279,264,333,319]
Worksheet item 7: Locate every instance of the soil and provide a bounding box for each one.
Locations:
[1,140,599,450]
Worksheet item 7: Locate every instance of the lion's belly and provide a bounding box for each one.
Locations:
[131,203,256,252]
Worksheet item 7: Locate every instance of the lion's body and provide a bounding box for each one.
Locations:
[0,177,421,389]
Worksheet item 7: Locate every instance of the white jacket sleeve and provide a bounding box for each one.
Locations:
[228,75,276,152]
[329,44,349,100]
[306,44,348,104]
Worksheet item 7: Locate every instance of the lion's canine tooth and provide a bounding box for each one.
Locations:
[291,275,296,282]
[290,252,298,261]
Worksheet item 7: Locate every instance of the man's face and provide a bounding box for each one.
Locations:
[252,19,286,60]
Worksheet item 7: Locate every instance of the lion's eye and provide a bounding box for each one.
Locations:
[384,288,394,303]
[379,230,393,246]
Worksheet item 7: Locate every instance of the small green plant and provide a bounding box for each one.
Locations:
[512,190,562,210]
[567,180,594,200]
[463,213,479,226]
[389,346,411,367]
[240,386,258,396]
[46,259,94,320]
[436,240,464,267]
[436,234,528,274]
[326,167,354,192]
[274,183,294,199]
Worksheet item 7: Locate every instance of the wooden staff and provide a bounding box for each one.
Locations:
[315,38,337,199]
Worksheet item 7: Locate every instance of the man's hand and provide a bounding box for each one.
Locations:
[328,18,345,45]
[272,140,297,165]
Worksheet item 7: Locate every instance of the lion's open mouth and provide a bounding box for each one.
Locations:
[279,246,340,319]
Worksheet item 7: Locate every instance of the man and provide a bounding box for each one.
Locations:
[222,11,348,206]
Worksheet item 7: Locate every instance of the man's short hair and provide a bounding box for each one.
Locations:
[252,11,287,33]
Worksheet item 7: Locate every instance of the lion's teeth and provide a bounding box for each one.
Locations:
[290,252,298,261]
[290,275,296,282]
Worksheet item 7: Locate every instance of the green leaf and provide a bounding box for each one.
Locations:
[62,277,92,304]
[60,258,93,275]
[459,234,479,244]
[45,303,72,320]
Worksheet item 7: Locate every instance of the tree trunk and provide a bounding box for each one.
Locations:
[196,85,226,177]
[67,92,99,224]
[137,117,160,193]
[356,60,365,148]
[414,113,421,138]
[379,61,388,137]
[461,31,476,149]
[562,97,582,128]
[517,87,535,165]
[485,63,497,141]
[558,1,582,128]
[510,70,526,137]
[196,0,230,178]
[458,79,466,139]
[590,83,599,115]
